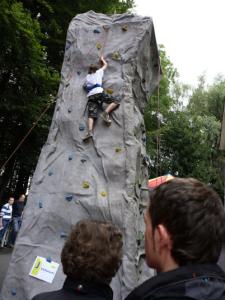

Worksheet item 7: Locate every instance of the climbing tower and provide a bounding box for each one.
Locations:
[2,11,161,300]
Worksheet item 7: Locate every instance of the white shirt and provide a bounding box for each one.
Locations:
[1,203,13,220]
[86,68,104,97]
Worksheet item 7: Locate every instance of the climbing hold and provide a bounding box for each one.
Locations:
[81,159,86,163]
[48,171,53,176]
[82,181,90,189]
[79,123,85,131]
[38,202,43,209]
[46,257,52,263]
[11,288,17,296]
[100,191,107,197]
[93,28,101,34]
[68,107,72,113]
[96,43,102,50]
[65,194,73,202]
[106,88,113,95]
[122,25,128,31]
[112,51,121,61]
[115,147,122,153]
[60,231,67,238]
[142,78,146,83]
[77,71,81,75]
[65,40,72,51]
[142,137,146,143]
[65,82,70,88]
[143,155,150,167]
[68,155,73,161]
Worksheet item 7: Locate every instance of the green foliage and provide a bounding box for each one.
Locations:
[145,52,225,197]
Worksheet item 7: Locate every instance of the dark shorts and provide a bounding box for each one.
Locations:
[87,93,120,119]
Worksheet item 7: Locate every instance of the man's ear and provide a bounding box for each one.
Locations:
[157,224,173,251]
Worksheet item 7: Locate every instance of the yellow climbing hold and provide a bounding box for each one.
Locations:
[112,51,121,61]
[100,191,107,197]
[115,147,122,153]
[96,43,102,50]
[122,25,128,31]
[82,181,90,189]
[106,88,113,95]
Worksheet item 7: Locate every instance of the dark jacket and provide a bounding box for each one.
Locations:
[12,201,24,217]
[125,264,225,300]
[32,276,113,300]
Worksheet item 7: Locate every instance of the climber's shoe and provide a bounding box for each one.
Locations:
[101,111,112,126]
[83,131,93,142]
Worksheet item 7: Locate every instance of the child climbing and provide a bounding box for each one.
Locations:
[83,56,120,142]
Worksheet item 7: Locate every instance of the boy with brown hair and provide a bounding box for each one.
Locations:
[83,56,120,142]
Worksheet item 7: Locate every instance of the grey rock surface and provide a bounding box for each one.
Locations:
[2,11,161,300]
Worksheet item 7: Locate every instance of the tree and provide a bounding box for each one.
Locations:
[0,0,59,200]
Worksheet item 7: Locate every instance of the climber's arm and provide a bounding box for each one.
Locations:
[100,56,108,71]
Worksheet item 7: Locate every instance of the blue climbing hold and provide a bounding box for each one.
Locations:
[46,257,52,263]
[77,71,81,75]
[39,202,43,208]
[81,159,86,163]
[68,155,73,161]
[79,123,85,131]
[142,137,146,143]
[48,171,53,176]
[11,288,17,296]
[60,231,67,238]
[65,194,73,202]
[68,108,72,113]
[93,28,101,34]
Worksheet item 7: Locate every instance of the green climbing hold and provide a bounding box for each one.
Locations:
[112,51,121,61]
[106,88,113,95]
[96,43,102,50]
[82,181,90,189]
[115,147,122,153]
[122,25,128,31]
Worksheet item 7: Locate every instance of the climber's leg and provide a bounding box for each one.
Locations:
[100,93,120,126]
[83,97,99,142]
[83,117,94,142]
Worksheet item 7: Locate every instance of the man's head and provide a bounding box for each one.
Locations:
[18,194,25,202]
[145,178,225,272]
[61,220,123,284]
[8,197,14,205]
[88,64,99,74]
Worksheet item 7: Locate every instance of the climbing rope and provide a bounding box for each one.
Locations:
[0,96,57,175]
[156,60,162,177]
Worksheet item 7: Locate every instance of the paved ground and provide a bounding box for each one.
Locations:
[0,247,13,291]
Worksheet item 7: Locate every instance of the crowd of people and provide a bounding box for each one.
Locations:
[0,194,25,248]
[31,178,225,300]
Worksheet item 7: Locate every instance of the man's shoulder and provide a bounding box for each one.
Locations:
[125,264,225,300]
[32,289,64,300]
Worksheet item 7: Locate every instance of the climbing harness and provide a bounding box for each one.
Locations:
[0,96,57,175]
[83,83,102,93]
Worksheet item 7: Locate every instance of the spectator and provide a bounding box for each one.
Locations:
[9,194,25,246]
[125,178,225,300]
[32,220,123,300]
[0,196,14,246]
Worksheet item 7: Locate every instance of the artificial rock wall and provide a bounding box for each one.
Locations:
[2,11,161,300]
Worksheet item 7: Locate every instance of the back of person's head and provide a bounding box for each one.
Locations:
[61,220,123,284]
[149,178,225,266]
[88,64,99,74]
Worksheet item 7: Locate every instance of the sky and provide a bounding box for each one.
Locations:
[133,0,225,87]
